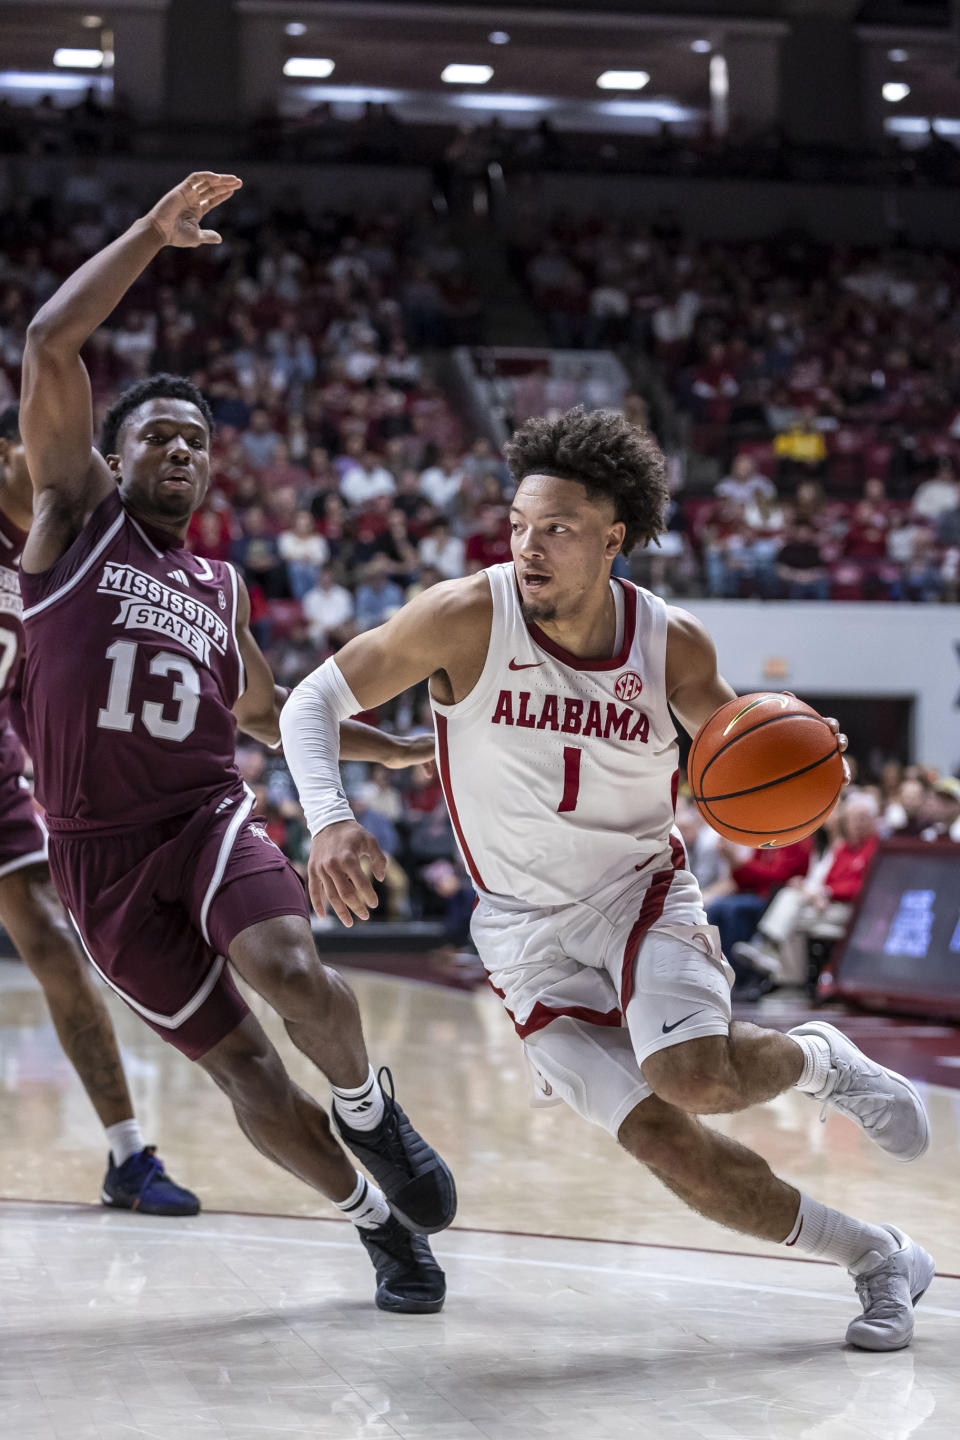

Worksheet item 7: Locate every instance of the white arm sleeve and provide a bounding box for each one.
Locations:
[279,656,361,837]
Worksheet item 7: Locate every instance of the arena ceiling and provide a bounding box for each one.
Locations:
[0,0,954,125]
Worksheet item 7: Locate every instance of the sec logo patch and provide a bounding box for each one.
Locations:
[615,671,643,701]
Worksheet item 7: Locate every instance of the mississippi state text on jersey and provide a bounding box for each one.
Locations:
[431,563,679,906]
[19,488,246,832]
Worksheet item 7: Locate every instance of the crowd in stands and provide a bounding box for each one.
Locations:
[515,217,960,601]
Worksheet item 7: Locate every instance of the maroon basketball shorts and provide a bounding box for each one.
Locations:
[0,721,48,878]
[47,784,310,1059]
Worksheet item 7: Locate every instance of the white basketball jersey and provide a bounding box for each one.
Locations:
[431,563,680,906]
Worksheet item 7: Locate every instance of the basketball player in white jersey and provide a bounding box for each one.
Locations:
[281,407,934,1351]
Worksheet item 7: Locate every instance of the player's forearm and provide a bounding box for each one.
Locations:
[235,684,288,748]
[27,218,163,354]
[279,658,359,835]
[339,720,429,769]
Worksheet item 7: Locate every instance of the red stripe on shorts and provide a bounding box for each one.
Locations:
[619,834,686,1011]
[487,978,622,1040]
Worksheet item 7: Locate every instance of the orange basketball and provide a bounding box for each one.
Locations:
[688,692,844,848]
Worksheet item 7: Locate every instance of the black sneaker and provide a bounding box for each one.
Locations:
[334,1067,456,1235]
[358,1215,446,1313]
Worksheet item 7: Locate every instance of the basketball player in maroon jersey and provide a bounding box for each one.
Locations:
[283,407,935,1350]
[19,173,454,1312]
[0,404,199,1214]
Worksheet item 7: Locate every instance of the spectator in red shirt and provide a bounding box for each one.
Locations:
[733,794,879,992]
[705,835,813,983]
[465,503,511,572]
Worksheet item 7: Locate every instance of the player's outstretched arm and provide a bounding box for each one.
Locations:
[21,172,241,573]
[281,575,490,924]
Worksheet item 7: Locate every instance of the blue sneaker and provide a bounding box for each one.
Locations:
[101,1146,200,1216]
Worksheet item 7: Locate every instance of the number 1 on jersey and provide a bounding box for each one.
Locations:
[558,745,581,813]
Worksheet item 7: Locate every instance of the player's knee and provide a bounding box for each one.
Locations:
[617,1098,699,1171]
[18,913,84,985]
[642,1041,736,1114]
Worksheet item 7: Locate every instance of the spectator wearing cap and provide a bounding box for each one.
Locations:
[922,777,960,842]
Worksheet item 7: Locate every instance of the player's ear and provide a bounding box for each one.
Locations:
[605,521,626,558]
[105,454,122,477]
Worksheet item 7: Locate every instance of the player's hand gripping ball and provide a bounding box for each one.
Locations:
[688,692,845,848]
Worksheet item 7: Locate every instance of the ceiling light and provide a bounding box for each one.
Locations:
[488,31,510,45]
[441,64,493,84]
[285,22,306,36]
[887,48,908,63]
[597,70,649,91]
[690,39,712,54]
[882,81,910,103]
[283,57,335,78]
[81,14,103,27]
[53,48,104,68]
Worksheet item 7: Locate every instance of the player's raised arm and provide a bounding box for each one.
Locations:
[280,574,491,924]
[20,172,241,571]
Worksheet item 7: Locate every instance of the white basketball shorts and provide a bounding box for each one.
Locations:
[471,841,735,1137]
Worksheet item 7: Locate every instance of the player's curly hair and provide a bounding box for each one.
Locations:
[505,405,669,554]
[99,374,214,457]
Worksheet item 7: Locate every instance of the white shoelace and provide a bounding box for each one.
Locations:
[817,1058,894,1131]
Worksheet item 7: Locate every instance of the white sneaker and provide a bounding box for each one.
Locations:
[847,1226,935,1351]
[789,1020,930,1161]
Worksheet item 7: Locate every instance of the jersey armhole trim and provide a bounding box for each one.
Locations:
[21,507,125,621]
[224,562,247,701]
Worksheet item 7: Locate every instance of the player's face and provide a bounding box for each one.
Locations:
[112,398,211,527]
[510,474,625,624]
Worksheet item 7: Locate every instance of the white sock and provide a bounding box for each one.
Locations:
[334,1170,391,1230]
[331,1065,385,1132]
[784,1193,898,1272]
[792,1034,832,1094]
[105,1118,145,1167]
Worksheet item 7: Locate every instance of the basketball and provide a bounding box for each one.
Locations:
[688,692,844,848]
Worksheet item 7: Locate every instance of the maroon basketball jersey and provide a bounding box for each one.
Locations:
[20,488,246,832]
[0,502,29,724]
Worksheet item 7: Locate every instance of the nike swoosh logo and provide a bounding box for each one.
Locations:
[509,659,545,671]
[661,1010,703,1034]
[721,693,790,737]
